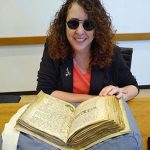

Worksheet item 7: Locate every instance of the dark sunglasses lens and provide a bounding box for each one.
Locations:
[67,20,79,29]
[83,20,95,31]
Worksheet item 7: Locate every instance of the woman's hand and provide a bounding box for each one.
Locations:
[99,85,128,99]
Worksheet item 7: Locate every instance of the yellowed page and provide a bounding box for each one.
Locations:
[16,91,75,143]
[81,99,130,150]
[68,96,109,137]
[119,99,130,133]
[68,96,127,138]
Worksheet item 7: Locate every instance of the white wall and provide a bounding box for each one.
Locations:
[102,0,150,33]
[118,41,150,85]
[0,0,150,92]
[0,0,63,36]
[0,45,43,92]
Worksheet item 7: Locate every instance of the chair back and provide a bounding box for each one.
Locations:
[120,47,133,70]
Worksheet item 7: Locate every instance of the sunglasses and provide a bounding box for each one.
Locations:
[66,19,95,31]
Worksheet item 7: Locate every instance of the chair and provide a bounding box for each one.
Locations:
[120,47,133,70]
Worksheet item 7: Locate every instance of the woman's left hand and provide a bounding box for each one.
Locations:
[99,85,128,99]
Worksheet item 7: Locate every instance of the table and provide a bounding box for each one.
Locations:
[0,102,27,133]
[128,97,150,150]
[0,97,150,150]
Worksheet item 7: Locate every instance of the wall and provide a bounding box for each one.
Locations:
[101,0,150,86]
[0,0,63,92]
[102,0,150,33]
[0,0,150,92]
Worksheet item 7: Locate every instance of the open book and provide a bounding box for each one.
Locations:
[15,91,130,150]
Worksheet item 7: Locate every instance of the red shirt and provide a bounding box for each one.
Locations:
[73,64,91,94]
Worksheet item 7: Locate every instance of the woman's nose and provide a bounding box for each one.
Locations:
[75,23,85,34]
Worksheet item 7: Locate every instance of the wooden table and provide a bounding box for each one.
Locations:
[0,102,27,133]
[0,97,150,150]
[128,97,150,150]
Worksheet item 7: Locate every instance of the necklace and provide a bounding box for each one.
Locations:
[73,58,90,74]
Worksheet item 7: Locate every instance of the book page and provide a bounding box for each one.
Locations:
[68,96,124,137]
[78,99,130,150]
[68,96,106,137]
[16,92,75,143]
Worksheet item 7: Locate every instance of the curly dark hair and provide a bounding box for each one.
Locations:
[47,0,115,68]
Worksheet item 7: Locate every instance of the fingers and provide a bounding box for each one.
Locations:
[99,85,117,96]
[99,85,128,99]
[115,92,123,99]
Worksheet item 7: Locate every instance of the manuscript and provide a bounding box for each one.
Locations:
[15,91,130,150]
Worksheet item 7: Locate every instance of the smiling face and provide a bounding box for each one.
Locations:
[66,3,94,54]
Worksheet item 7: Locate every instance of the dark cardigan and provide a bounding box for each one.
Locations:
[37,44,139,95]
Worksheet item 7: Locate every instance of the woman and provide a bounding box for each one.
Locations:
[37,0,138,101]
[1,0,142,149]
[34,0,142,149]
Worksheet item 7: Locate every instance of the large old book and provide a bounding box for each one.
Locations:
[15,91,130,150]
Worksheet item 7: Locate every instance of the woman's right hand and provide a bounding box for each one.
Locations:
[99,85,128,99]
